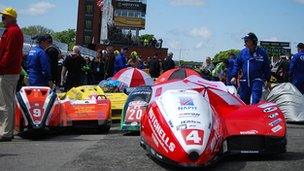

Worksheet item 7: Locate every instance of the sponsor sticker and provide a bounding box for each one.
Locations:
[271,125,283,133]
[240,130,258,135]
[241,150,259,154]
[258,103,276,109]
[268,113,279,119]
[263,107,278,113]
[178,113,200,118]
[269,118,282,127]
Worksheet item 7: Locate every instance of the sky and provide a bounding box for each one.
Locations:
[1,0,304,62]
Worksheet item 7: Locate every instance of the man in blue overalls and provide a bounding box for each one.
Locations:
[231,33,271,104]
[290,43,304,94]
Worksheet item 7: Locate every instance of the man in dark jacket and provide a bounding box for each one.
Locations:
[162,52,176,72]
[0,7,24,141]
[148,54,161,78]
[61,46,84,91]
[45,34,60,86]
[104,46,115,79]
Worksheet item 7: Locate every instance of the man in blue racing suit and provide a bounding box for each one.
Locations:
[26,35,51,86]
[231,33,271,104]
[290,43,304,94]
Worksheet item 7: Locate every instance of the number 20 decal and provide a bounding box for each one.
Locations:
[181,129,204,145]
[128,109,143,120]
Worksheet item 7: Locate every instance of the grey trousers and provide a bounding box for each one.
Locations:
[0,74,19,138]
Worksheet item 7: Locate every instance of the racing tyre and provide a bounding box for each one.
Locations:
[98,125,111,134]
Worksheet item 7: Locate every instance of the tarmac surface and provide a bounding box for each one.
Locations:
[0,124,303,171]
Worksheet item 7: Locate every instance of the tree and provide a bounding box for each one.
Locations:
[21,25,54,36]
[52,29,76,50]
[213,49,240,64]
[139,34,155,43]
[0,22,3,28]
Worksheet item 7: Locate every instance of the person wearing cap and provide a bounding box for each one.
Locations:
[44,34,61,86]
[0,7,24,141]
[162,52,176,72]
[231,33,271,104]
[114,47,128,73]
[26,34,51,86]
[289,43,304,94]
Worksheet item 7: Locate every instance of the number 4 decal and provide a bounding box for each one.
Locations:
[181,129,204,145]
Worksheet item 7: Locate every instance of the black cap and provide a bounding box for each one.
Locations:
[297,43,304,49]
[32,34,47,43]
[242,32,258,45]
[44,34,53,43]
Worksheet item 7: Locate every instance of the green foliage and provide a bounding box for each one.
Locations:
[139,34,155,42]
[213,49,240,64]
[178,60,202,67]
[52,29,76,50]
[0,22,3,28]
[21,25,54,36]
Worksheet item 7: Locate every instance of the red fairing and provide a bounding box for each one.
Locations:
[141,76,287,167]
[141,101,223,166]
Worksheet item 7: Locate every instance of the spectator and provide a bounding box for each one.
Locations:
[231,33,271,104]
[127,51,141,68]
[148,54,161,78]
[104,46,116,79]
[276,56,290,83]
[81,57,92,85]
[44,34,61,86]
[60,46,84,91]
[162,52,176,72]
[225,53,237,85]
[290,43,304,94]
[0,7,24,141]
[91,50,105,84]
[203,57,215,73]
[114,47,128,73]
[26,34,51,86]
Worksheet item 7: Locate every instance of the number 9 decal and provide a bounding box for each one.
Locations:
[32,108,42,117]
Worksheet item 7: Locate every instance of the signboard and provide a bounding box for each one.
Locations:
[114,16,145,28]
[113,1,147,13]
[260,41,291,57]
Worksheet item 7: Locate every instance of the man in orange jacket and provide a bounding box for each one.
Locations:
[0,7,24,141]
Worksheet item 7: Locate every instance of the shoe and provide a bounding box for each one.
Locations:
[0,137,12,142]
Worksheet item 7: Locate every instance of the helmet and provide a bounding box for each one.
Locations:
[131,51,138,57]
[114,50,120,55]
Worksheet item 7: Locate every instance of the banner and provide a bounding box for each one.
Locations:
[114,16,145,28]
[113,1,146,13]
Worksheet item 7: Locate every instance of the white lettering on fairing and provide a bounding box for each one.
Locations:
[148,109,175,152]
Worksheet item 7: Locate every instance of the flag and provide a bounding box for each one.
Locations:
[96,0,104,11]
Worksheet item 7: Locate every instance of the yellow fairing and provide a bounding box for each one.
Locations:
[105,93,128,120]
[66,86,105,100]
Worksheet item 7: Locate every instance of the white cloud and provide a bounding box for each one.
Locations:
[195,42,204,49]
[189,27,211,39]
[168,0,205,6]
[264,37,279,42]
[295,0,304,4]
[24,1,55,16]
